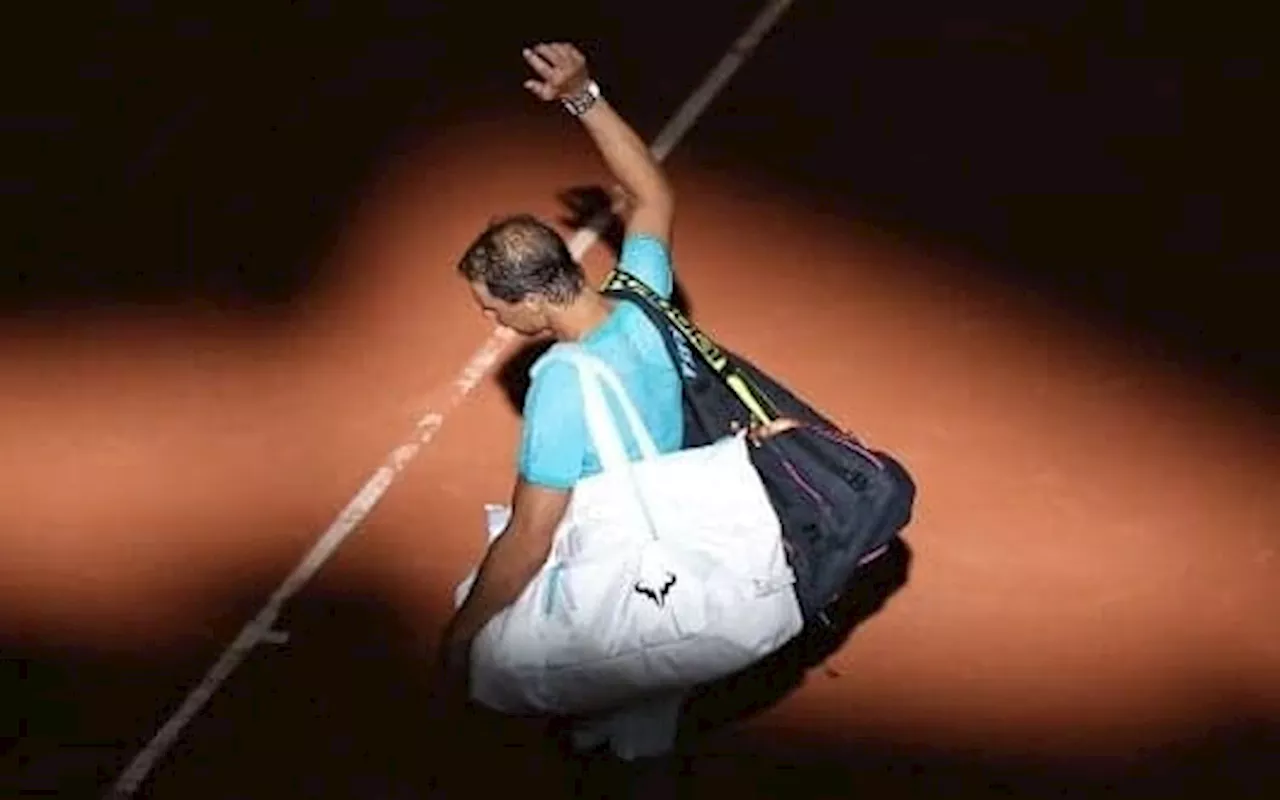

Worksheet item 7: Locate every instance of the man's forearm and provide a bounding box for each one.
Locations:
[446,526,548,645]
[578,97,671,206]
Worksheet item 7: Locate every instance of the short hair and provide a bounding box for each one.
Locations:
[456,214,584,304]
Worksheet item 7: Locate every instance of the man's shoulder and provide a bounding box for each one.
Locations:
[616,233,674,298]
[595,301,677,370]
[520,344,585,430]
[529,342,578,380]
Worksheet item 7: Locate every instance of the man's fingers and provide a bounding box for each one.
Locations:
[522,47,555,77]
[534,42,561,68]
[523,42,586,100]
[527,85,557,102]
[551,42,575,62]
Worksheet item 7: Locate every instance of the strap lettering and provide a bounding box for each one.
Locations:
[603,271,728,372]
[602,270,779,426]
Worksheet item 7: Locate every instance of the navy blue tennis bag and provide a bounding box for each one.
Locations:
[602,270,916,627]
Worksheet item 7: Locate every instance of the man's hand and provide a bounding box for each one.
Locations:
[427,628,473,710]
[430,479,568,713]
[425,632,469,711]
[438,478,570,661]
[522,42,591,101]
[521,41,674,245]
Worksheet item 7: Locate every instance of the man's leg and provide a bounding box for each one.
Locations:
[570,690,684,757]
[569,692,686,798]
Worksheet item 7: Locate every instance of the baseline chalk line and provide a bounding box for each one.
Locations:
[106,2,796,796]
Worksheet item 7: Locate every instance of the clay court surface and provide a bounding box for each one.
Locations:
[5,8,1278,797]
[6,116,1277,795]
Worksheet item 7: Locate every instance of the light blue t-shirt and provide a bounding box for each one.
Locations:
[518,234,683,490]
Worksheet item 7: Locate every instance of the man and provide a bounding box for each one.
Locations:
[440,42,687,763]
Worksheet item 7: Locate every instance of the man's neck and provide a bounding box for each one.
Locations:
[548,291,615,341]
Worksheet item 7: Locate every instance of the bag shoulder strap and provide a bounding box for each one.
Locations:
[533,344,664,544]
[601,270,779,426]
[532,344,659,472]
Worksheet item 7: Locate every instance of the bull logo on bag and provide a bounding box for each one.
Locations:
[633,571,678,608]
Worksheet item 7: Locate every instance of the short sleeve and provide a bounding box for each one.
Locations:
[517,358,587,490]
[618,234,674,299]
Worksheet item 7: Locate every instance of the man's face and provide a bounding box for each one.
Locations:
[469,281,547,335]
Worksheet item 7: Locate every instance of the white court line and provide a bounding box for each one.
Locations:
[105,2,796,796]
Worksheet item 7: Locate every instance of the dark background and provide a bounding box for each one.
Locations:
[5,1,1276,797]
[8,1,1274,403]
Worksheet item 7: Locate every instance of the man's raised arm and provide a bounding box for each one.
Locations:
[522,42,674,245]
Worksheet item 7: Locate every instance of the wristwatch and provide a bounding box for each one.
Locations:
[561,80,601,117]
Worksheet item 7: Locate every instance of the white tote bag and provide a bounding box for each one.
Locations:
[467,344,803,716]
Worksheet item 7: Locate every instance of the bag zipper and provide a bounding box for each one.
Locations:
[805,423,886,470]
[780,457,829,512]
